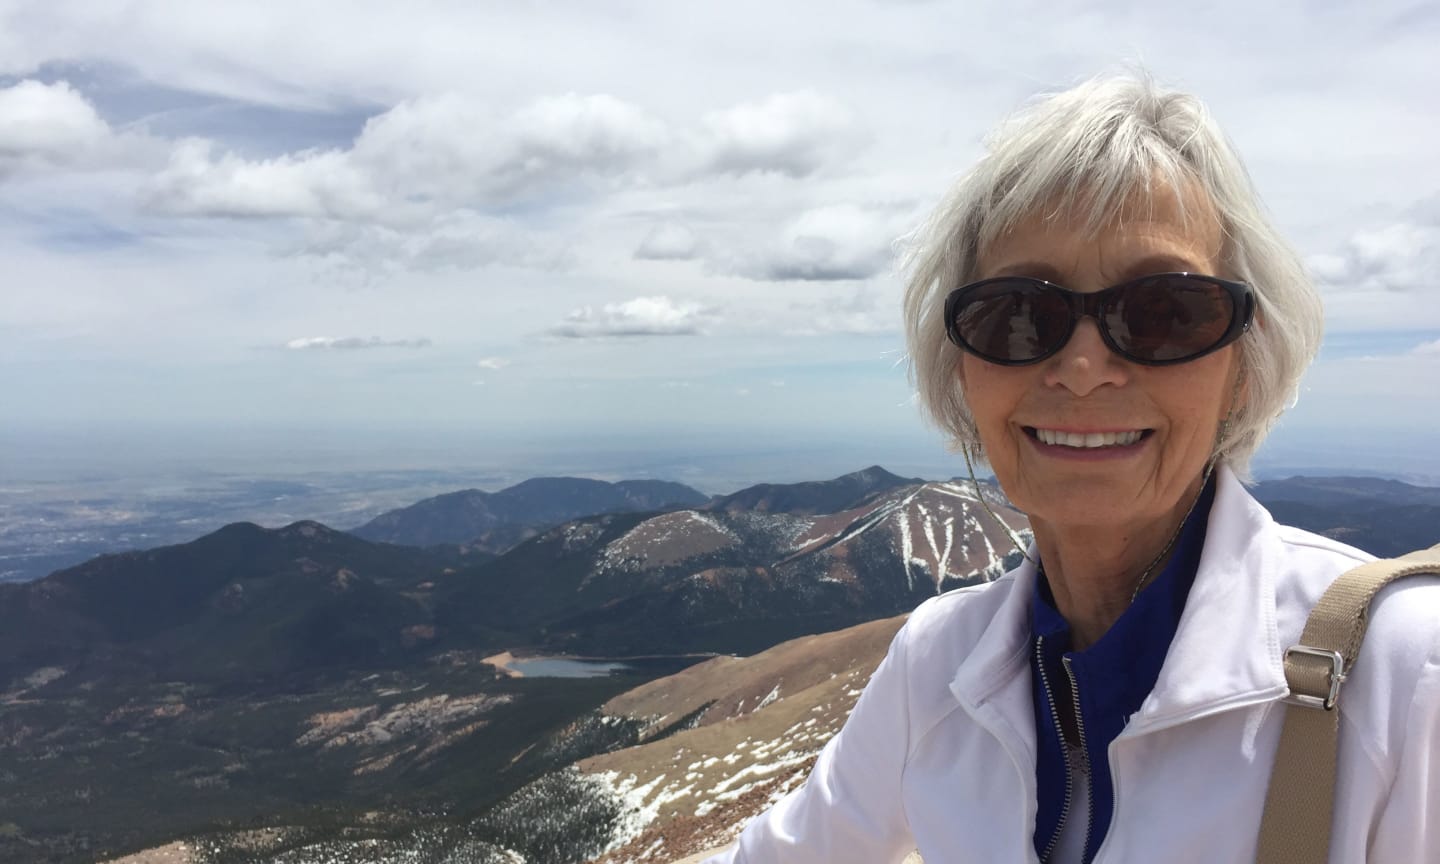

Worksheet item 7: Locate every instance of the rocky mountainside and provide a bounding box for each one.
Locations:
[351,477,710,550]
[436,617,908,864]
[0,466,1025,863]
[0,521,458,688]
[0,468,1025,695]
[580,616,906,862]
[438,472,1029,656]
[92,616,906,864]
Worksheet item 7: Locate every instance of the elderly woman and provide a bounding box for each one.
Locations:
[707,74,1439,863]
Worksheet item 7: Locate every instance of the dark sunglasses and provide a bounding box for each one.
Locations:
[944,272,1255,366]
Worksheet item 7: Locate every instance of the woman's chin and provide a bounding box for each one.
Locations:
[1006,473,1165,529]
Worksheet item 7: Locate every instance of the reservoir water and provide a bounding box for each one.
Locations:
[507,658,635,678]
[504,654,714,679]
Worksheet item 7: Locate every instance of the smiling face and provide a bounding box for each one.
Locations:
[959,184,1243,532]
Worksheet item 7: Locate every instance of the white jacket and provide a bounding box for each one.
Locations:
[712,468,1440,863]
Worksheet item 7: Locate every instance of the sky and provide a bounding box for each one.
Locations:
[2,0,1438,487]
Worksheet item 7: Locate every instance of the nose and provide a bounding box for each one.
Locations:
[1041,316,1130,396]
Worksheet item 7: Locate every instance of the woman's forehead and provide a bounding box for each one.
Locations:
[977,181,1225,277]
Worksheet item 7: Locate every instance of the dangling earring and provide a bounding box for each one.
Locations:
[961,442,1036,567]
[1210,365,1246,468]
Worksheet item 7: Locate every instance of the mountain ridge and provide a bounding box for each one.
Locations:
[435,476,1028,657]
[351,476,710,550]
[707,464,918,515]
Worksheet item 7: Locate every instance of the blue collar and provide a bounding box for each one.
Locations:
[1029,475,1215,863]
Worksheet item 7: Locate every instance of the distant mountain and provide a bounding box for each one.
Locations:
[1253,476,1440,557]
[0,521,458,687]
[437,472,1029,657]
[351,477,710,549]
[0,469,1024,693]
[1252,475,1440,508]
[707,465,917,515]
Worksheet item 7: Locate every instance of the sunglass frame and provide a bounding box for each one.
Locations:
[943,272,1256,367]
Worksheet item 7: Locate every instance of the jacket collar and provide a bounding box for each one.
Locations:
[1128,465,1289,732]
[948,466,1288,739]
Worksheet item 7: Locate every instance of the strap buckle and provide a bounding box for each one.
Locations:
[1282,645,1347,710]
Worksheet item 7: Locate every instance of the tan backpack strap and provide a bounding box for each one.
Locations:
[1256,544,1440,864]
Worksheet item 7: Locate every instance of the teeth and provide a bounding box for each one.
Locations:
[1034,428,1143,448]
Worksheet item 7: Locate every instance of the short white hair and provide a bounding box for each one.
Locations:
[902,71,1323,480]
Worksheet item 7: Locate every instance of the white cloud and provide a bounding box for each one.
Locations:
[549,295,716,338]
[785,285,898,335]
[0,79,159,178]
[500,92,669,188]
[284,336,431,350]
[1413,339,1440,356]
[1307,220,1440,294]
[146,92,668,221]
[149,138,376,219]
[739,203,902,281]
[290,211,566,274]
[634,222,699,261]
[697,90,862,178]
[477,356,512,370]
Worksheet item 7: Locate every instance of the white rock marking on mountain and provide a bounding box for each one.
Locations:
[937,516,956,591]
[897,505,916,592]
[929,481,982,502]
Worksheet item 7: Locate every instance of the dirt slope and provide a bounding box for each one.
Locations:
[581,616,908,862]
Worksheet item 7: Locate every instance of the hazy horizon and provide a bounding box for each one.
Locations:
[5,419,1438,496]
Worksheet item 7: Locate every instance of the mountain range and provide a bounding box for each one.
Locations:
[350,476,710,551]
[1248,475,1440,557]
[1,467,1436,863]
[436,467,1028,657]
[1,468,1026,689]
[0,466,1027,863]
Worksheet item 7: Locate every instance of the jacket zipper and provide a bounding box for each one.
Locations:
[1035,635,1073,863]
[1062,655,1095,863]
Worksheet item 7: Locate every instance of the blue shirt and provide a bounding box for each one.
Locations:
[1029,477,1215,863]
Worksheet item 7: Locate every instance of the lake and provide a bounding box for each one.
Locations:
[505,654,714,678]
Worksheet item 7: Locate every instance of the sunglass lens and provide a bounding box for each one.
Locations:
[956,281,1071,363]
[1104,276,1234,362]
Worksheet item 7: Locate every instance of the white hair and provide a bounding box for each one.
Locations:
[902,71,1324,480]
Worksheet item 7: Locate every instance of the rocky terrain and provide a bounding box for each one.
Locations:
[0,467,1024,863]
[10,468,1433,863]
[581,616,907,863]
[94,616,909,864]
[438,468,1030,657]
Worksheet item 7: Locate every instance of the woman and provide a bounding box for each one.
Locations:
[706,74,1439,862]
